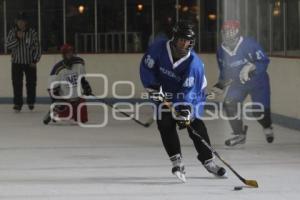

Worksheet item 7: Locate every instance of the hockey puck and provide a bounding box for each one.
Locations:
[234,186,243,191]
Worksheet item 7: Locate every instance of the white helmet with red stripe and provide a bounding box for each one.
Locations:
[221,20,241,49]
[60,44,74,68]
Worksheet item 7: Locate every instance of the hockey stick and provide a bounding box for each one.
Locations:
[90,95,154,128]
[164,101,258,188]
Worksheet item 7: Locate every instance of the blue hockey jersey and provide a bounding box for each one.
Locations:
[216,37,270,84]
[140,39,207,119]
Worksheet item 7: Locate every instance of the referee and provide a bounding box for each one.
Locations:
[6,12,41,112]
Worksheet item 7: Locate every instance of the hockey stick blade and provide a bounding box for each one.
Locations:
[244,180,259,188]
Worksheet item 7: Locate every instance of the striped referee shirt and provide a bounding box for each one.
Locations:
[6,26,41,64]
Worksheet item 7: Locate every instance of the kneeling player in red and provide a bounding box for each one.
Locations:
[43,44,92,125]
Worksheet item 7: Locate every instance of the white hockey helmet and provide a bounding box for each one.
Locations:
[221,20,241,49]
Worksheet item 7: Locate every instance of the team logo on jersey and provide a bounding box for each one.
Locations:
[66,73,79,86]
[144,55,155,69]
[159,67,181,82]
[230,58,248,68]
[183,77,195,87]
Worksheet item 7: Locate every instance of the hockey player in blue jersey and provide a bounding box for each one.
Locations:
[140,21,226,182]
[211,20,274,147]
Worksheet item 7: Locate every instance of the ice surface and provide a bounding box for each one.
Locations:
[0,105,299,200]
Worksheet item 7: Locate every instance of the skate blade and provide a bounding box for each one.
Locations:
[224,143,246,149]
[265,135,274,143]
[174,171,186,183]
[212,172,228,179]
[266,137,274,143]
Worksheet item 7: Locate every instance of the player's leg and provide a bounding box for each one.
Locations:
[74,98,88,124]
[24,64,37,110]
[43,101,70,125]
[157,110,185,181]
[43,111,53,125]
[157,110,181,158]
[187,119,226,177]
[188,119,212,162]
[223,84,248,146]
[250,75,274,143]
[11,63,24,112]
[44,89,61,124]
[55,103,72,121]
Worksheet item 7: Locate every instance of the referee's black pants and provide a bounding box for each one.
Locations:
[11,63,37,106]
[157,111,213,164]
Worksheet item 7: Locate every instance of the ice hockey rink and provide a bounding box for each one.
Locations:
[0,104,299,200]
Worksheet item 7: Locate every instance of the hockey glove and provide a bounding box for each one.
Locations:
[210,83,225,95]
[239,62,256,84]
[83,85,92,96]
[175,105,191,130]
[146,88,165,103]
[207,79,232,100]
[81,78,93,96]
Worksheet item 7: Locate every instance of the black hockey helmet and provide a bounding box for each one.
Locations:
[171,21,195,58]
[172,21,195,44]
[171,20,196,55]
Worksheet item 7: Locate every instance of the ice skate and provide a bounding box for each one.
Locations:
[203,159,227,178]
[172,165,186,183]
[43,111,52,125]
[43,111,57,125]
[264,127,274,143]
[170,154,186,183]
[225,125,248,147]
[28,104,34,111]
[13,105,22,113]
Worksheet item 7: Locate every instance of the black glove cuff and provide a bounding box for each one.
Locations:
[176,105,191,117]
[81,77,92,94]
[213,82,225,90]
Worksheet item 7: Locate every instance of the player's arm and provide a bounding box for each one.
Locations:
[32,30,41,64]
[6,28,19,50]
[48,75,60,102]
[240,39,270,84]
[173,63,206,129]
[48,63,63,102]
[81,78,92,96]
[216,50,225,81]
[179,64,207,103]
[78,58,93,96]
[139,42,162,102]
[247,39,270,74]
[210,50,228,95]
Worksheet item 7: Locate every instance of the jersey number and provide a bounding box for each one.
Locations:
[255,50,264,60]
